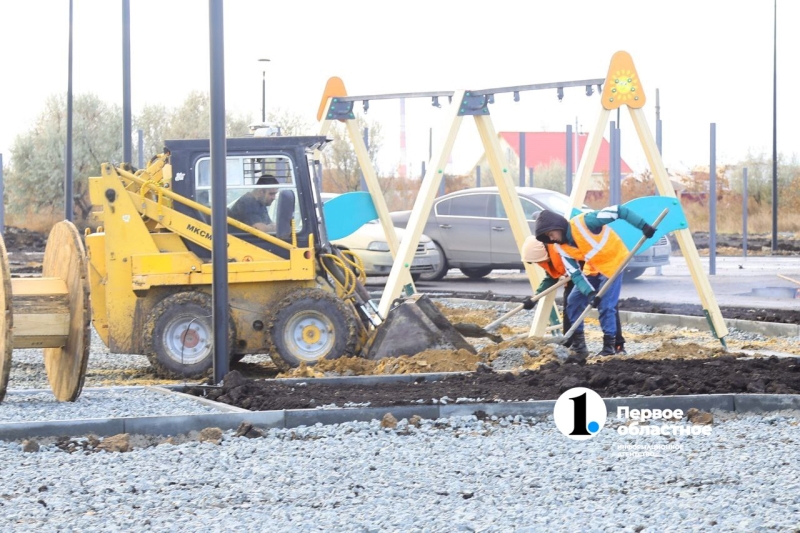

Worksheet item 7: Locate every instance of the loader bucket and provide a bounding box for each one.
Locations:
[366,294,477,360]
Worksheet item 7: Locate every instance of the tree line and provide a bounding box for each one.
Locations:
[1,92,383,227]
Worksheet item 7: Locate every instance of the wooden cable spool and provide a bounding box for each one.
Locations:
[0,221,90,402]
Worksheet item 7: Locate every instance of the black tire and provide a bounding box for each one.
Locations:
[268,288,359,371]
[417,242,448,281]
[623,267,647,281]
[144,292,235,379]
[460,266,493,279]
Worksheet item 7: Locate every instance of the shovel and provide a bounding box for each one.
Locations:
[550,208,670,345]
[453,276,570,342]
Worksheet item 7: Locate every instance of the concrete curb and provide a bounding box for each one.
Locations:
[1,386,797,440]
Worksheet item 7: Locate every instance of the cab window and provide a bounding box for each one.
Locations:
[194,154,303,232]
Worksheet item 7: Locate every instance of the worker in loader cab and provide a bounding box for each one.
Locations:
[534,206,656,359]
[521,236,626,354]
[228,175,279,233]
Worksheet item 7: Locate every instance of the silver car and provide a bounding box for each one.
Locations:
[390,187,671,281]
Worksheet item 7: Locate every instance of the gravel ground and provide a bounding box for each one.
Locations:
[0,411,797,531]
[0,388,222,423]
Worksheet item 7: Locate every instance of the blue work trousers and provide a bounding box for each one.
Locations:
[566,274,623,336]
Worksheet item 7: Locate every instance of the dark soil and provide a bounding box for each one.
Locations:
[690,232,800,252]
[3,227,47,253]
[189,356,800,411]
[617,297,800,324]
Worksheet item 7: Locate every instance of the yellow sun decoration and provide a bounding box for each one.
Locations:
[611,69,638,102]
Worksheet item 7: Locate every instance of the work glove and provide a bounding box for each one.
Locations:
[591,295,602,309]
[642,223,656,239]
[521,297,536,310]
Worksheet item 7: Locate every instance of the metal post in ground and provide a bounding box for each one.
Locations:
[529,167,533,188]
[421,161,426,180]
[743,167,748,258]
[65,0,74,222]
[209,0,229,384]
[137,129,144,168]
[614,123,621,204]
[0,153,4,235]
[122,0,132,164]
[476,165,481,187]
[519,132,526,187]
[609,120,617,205]
[709,123,717,276]
[655,89,662,196]
[565,125,573,196]
[359,127,368,191]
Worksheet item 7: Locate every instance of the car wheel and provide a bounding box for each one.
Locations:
[417,242,448,281]
[623,267,647,281]
[460,266,493,279]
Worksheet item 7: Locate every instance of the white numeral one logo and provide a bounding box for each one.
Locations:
[553,387,607,440]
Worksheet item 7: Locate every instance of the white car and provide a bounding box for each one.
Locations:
[321,193,441,280]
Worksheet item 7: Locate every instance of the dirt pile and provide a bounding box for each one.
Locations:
[191,355,800,411]
[276,337,566,379]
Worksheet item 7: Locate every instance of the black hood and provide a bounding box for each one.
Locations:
[535,210,569,244]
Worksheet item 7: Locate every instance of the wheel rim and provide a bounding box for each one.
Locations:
[162,315,212,365]
[283,311,336,363]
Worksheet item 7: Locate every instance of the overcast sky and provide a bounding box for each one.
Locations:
[1,0,797,177]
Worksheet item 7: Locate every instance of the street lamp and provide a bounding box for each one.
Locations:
[258,58,270,123]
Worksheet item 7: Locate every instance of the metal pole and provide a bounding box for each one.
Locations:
[0,154,4,235]
[528,167,533,188]
[122,0,132,164]
[655,88,662,196]
[655,88,662,154]
[519,132,526,187]
[614,124,622,204]
[772,0,778,252]
[709,123,717,276]
[209,0,229,383]
[421,161,426,180]
[137,129,144,168]
[565,124,573,195]
[608,120,617,205]
[359,127,368,191]
[261,70,266,123]
[433,127,445,197]
[65,0,74,222]
[742,167,748,258]
[476,165,481,188]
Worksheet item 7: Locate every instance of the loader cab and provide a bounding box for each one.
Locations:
[164,136,329,259]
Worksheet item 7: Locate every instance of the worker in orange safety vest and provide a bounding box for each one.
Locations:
[521,236,625,354]
[534,206,655,359]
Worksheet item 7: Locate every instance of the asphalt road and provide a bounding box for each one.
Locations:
[366,256,800,310]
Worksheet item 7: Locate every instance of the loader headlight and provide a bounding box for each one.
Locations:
[367,241,390,252]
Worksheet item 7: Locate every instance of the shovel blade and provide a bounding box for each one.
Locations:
[366,294,477,360]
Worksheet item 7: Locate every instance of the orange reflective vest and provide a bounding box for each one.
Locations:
[537,244,566,278]
[557,213,628,277]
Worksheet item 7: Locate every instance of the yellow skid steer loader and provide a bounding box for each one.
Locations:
[85,136,474,377]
